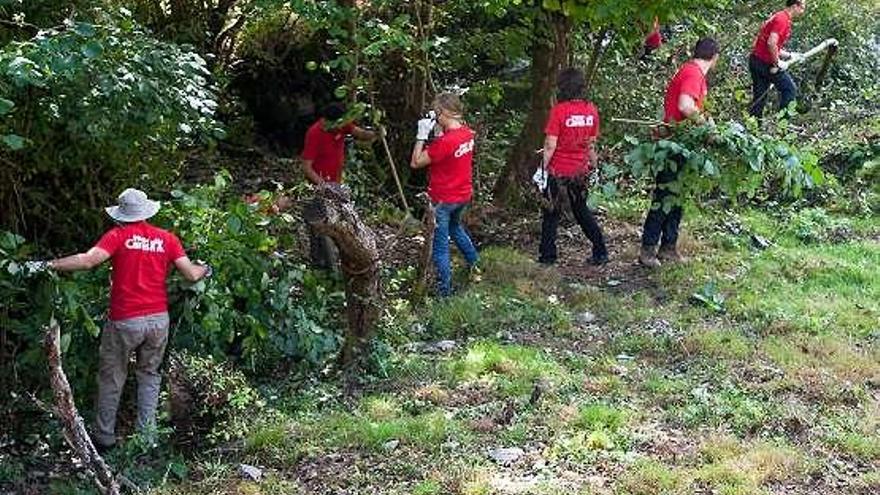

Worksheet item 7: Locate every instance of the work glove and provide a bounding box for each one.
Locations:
[416,117,435,141]
[24,260,50,274]
[532,167,548,192]
[788,52,805,63]
[773,58,791,73]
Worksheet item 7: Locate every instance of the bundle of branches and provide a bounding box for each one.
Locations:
[621,121,826,212]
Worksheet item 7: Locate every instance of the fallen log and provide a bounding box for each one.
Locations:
[44,318,120,495]
[303,183,380,373]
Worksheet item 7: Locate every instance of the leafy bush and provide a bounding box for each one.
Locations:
[0,8,222,248]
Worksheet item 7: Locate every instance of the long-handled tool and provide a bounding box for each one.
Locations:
[771,37,838,74]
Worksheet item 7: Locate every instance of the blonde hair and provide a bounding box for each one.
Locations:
[433,92,464,118]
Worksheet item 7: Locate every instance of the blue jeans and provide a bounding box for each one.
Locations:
[433,202,479,296]
[748,54,797,118]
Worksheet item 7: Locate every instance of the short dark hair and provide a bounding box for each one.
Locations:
[557,68,586,101]
[320,102,346,121]
[786,0,802,7]
[693,37,720,61]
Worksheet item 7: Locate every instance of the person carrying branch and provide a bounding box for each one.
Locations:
[301,102,378,269]
[410,92,479,297]
[27,188,210,451]
[537,68,608,266]
[639,38,720,268]
[748,0,808,118]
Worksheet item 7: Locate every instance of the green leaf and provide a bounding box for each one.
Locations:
[0,98,14,115]
[73,23,96,37]
[81,41,104,59]
[227,215,242,234]
[2,134,25,150]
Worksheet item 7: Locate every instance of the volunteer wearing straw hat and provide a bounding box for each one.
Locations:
[28,188,210,451]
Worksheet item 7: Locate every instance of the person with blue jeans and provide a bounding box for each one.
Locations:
[411,92,479,296]
[748,0,807,118]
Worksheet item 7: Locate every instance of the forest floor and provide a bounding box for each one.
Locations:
[142,199,879,495]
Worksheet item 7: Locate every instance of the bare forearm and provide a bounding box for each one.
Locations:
[301,161,324,185]
[411,141,429,169]
[50,254,94,271]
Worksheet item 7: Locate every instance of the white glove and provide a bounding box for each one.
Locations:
[416,118,435,141]
[24,260,50,274]
[788,52,804,63]
[532,167,548,192]
[774,58,790,72]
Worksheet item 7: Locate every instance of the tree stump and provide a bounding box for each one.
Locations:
[303,183,380,373]
[44,319,120,495]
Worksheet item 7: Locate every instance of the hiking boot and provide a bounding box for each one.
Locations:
[658,244,686,263]
[639,246,661,268]
[589,252,609,266]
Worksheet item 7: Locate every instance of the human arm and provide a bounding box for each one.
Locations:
[677,94,707,124]
[173,256,210,282]
[48,247,111,272]
[351,125,378,142]
[411,140,431,169]
[301,159,325,186]
[542,135,558,170]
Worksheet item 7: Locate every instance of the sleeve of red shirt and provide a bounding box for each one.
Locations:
[426,134,453,163]
[342,122,355,134]
[94,229,122,256]
[679,71,704,100]
[544,105,561,136]
[767,14,785,36]
[166,233,186,262]
[301,125,320,161]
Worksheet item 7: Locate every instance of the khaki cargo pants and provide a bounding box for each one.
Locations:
[94,312,169,447]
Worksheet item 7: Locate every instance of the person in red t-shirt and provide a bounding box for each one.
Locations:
[410,92,479,297]
[301,102,377,269]
[33,188,209,450]
[748,0,807,118]
[639,38,720,269]
[642,17,664,59]
[537,67,608,266]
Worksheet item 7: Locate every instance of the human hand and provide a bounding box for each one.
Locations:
[24,260,50,274]
[788,52,804,63]
[773,59,790,73]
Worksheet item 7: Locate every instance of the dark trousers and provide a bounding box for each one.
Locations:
[748,54,797,118]
[641,159,684,248]
[539,175,607,263]
[308,226,338,270]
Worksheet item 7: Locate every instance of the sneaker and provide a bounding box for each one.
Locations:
[94,441,115,456]
[468,264,483,283]
[639,246,661,268]
[658,245,686,263]
[537,257,556,265]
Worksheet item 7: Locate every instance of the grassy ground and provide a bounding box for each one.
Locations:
[137,204,878,495]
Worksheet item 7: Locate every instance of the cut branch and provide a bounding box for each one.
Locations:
[44,318,120,495]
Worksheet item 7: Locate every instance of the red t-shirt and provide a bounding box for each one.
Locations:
[663,61,708,123]
[95,222,186,321]
[425,126,475,203]
[752,10,792,64]
[544,100,600,177]
[645,18,663,49]
[301,119,355,183]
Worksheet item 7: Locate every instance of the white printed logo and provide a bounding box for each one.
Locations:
[565,115,594,128]
[125,235,165,253]
[454,139,475,158]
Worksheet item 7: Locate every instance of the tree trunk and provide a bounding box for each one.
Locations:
[584,28,611,91]
[303,184,380,373]
[493,11,571,204]
[44,319,121,495]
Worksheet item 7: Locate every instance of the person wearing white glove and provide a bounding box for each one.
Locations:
[37,188,209,452]
[410,94,478,297]
[748,0,808,118]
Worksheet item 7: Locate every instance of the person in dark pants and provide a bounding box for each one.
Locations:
[748,0,807,118]
[537,68,608,266]
[639,38,720,268]
[300,102,377,269]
